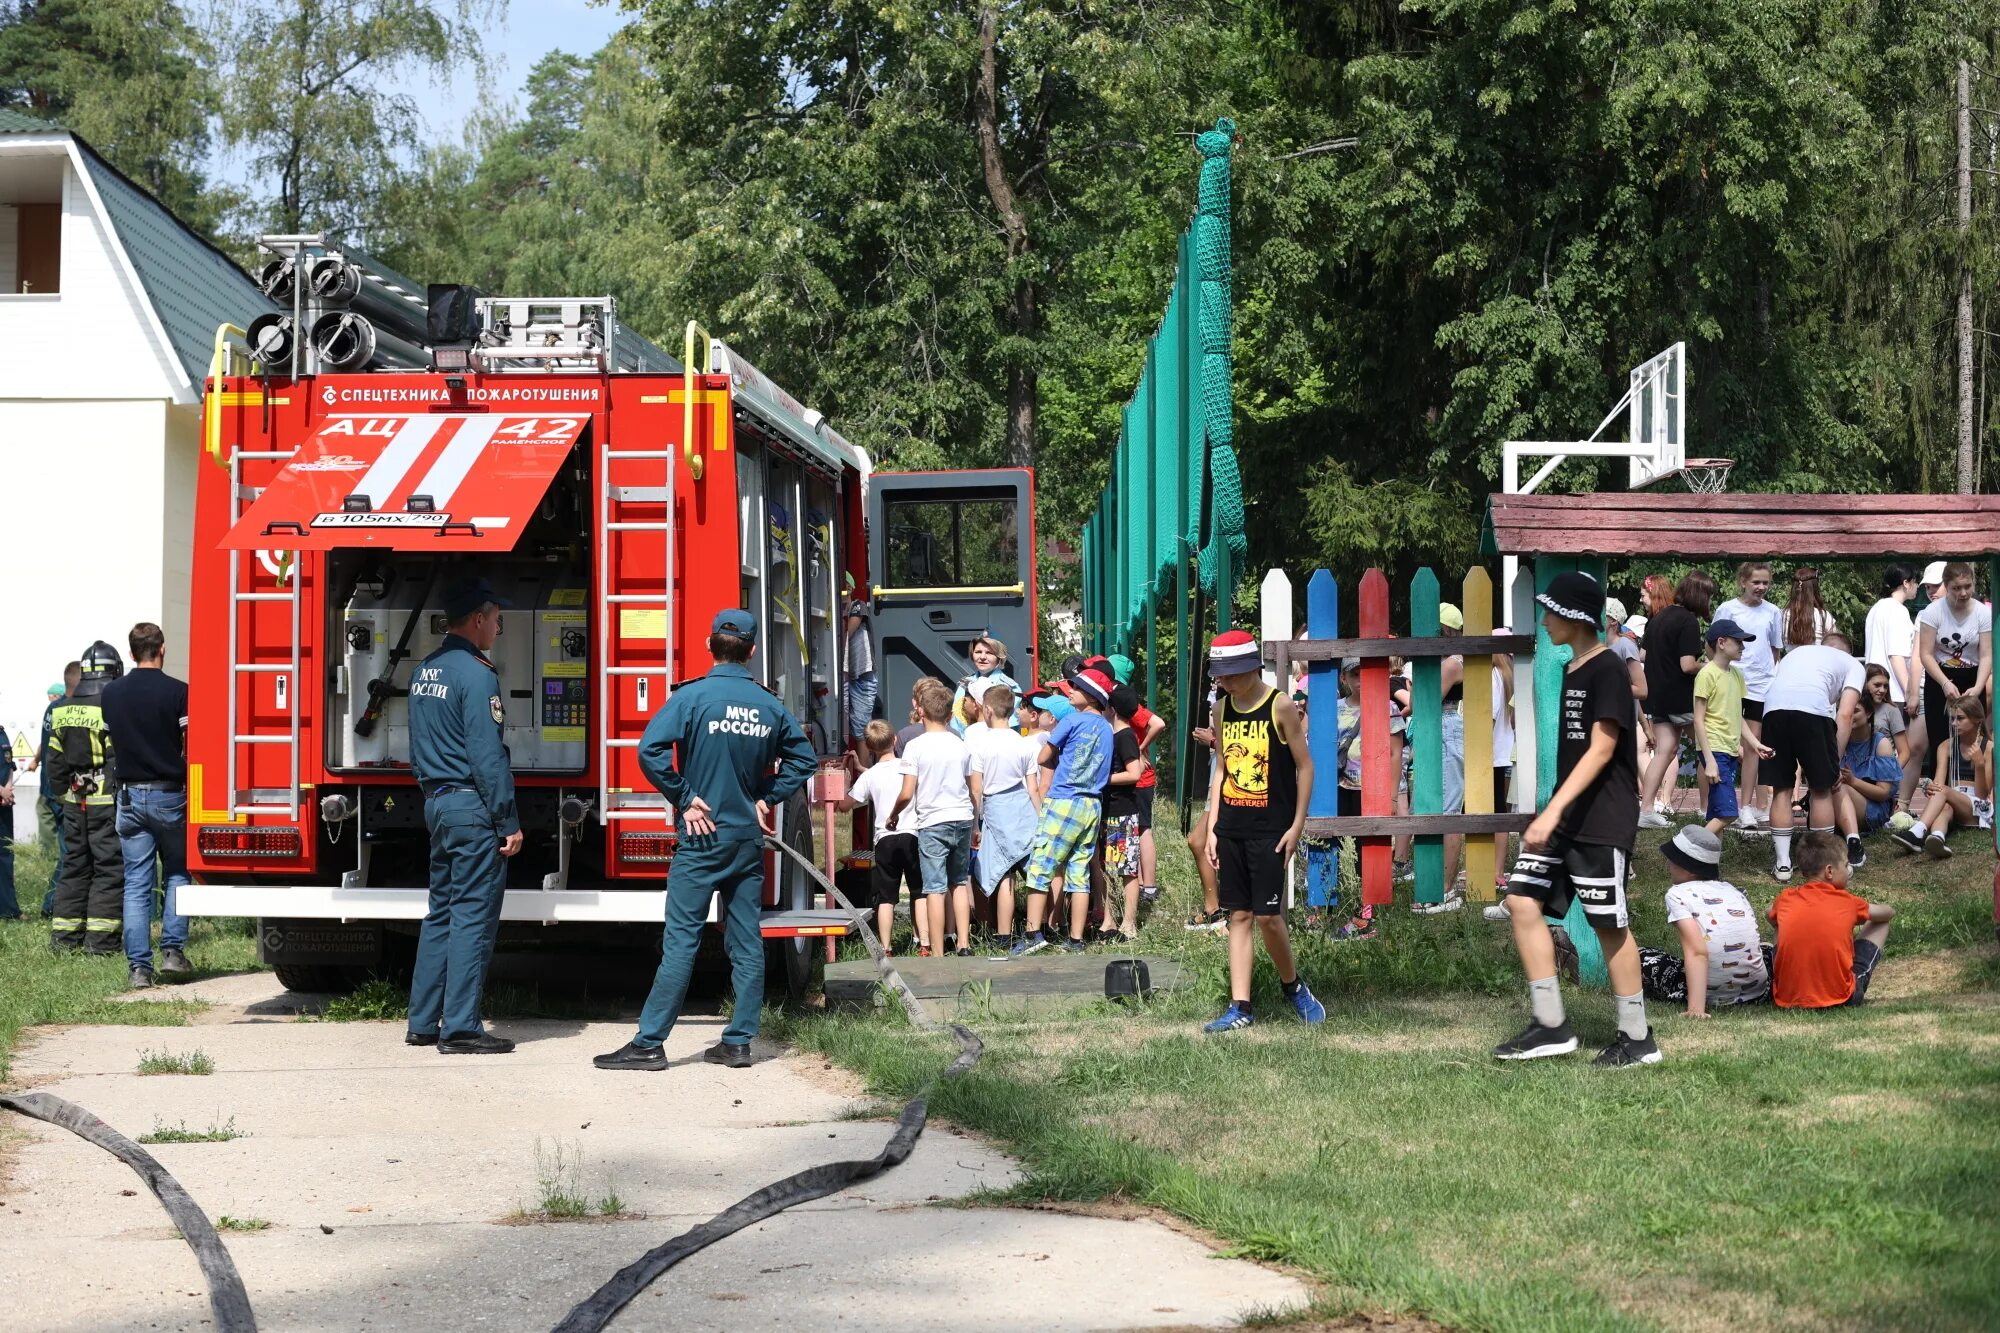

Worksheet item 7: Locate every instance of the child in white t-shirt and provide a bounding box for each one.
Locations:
[890,679,975,955]
[1638,827,1770,1014]
[968,684,1043,952]
[839,719,918,951]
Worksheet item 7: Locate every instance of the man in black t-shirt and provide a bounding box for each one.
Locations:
[100,623,192,986]
[1493,573,1660,1068]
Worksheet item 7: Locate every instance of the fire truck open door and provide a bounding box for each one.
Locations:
[867,470,1037,712]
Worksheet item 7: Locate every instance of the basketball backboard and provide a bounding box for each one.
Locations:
[1626,342,1686,487]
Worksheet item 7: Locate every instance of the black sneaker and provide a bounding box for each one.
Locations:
[1491,1020,1580,1061]
[156,947,193,977]
[1890,825,1925,855]
[404,1031,438,1047]
[438,1032,515,1055]
[594,1041,667,1071]
[990,934,1014,955]
[1847,836,1866,870]
[702,1041,753,1069]
[955,947,973,957]
[1592,1030,1664,1068]
[127,966,154,990]
[1062,938,1086,953]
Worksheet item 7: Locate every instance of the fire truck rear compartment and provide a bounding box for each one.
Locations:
[312,447,601,892]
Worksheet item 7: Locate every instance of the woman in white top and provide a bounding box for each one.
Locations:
[1915,561,1994,757]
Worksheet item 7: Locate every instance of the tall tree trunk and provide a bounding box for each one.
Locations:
[975,6,1037,469]
[1957,58,1975,493]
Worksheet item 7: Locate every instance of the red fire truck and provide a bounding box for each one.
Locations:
[179,289,1036,1000]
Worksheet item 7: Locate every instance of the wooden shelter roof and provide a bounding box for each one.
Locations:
[1482,492,2000,560]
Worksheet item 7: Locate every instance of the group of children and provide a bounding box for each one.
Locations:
[1489,572,1915,1068]
[840,644,1173,959]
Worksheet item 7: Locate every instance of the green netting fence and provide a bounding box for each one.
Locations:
[1079,117,1246,807]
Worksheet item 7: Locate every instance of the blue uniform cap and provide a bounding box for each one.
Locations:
[442,576,511,622]
[712,608,758,642]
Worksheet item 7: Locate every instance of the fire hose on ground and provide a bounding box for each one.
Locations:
[0,834,979,1333]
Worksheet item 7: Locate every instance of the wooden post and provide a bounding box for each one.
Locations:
[1409,569,1444,904]
[1462,567,1496,900]
[1261,569,1294,906]
[1358,569,1393,905]
[1261,569,1290,688]
[1305,569,1340,911]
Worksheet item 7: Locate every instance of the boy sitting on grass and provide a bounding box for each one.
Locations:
[1011,669,1115,955]
[838,720,918,952]
[1769,830,1894,1008]
[888,678,975,957]
[1494,572,1660,1068]
[1637,827,1770,1016]
[1692,619,1772,837]
[1199,630,1325,1032]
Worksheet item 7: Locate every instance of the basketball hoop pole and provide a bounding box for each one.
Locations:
[1498,341,1685,820]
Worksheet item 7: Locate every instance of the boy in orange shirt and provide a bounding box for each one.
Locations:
[1768,830,1895,1008]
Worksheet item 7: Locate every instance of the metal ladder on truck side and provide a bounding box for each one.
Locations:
[596,367,681,828]
[226,441,304,821]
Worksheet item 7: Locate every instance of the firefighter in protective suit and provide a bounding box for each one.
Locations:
[46,642,125,953]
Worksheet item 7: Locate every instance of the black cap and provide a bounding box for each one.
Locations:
[442,576,511,622]
[1535,571,1606,625]
[1059,653,1087,679]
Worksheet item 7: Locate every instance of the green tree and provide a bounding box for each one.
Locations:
[0,0,224,229]
[216,0,494,238]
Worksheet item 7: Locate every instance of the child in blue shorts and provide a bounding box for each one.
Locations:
[889,678,975,956]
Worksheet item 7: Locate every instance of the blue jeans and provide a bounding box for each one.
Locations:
[117,787,189,968]
[407,790,507,1040]
[917,820,973,895]
[1441,708,1466,815]
[635,837,765,1048]
[846,671,879,738]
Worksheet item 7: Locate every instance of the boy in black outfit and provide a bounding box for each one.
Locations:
[1494,572,1660,1068]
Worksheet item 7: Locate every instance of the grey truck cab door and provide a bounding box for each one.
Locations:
[868,470,1037,721]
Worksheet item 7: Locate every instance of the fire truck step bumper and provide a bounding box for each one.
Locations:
[180,886,858,934]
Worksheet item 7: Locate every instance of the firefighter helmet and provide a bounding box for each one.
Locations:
[75,640,124,697]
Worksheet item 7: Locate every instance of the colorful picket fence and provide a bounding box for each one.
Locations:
[1259,561,1613,986]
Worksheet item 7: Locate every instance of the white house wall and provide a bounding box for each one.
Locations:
[0,154,184,401]
[0,399,184,807]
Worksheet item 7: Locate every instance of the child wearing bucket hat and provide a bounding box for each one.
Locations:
[1494,572,1660,1067]
[1634,827,1770,1015]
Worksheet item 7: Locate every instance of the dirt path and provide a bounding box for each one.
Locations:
[0,973,1305,1332]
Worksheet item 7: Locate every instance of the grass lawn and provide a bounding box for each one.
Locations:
[784,817,2000,1332]
[0,838,263,1081]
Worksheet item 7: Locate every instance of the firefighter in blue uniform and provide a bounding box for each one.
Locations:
[595,609,816,1071]
[405,577,522,1055]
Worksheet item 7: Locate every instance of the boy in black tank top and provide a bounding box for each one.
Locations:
[1198,631,1326,1032]
[1493,573,1660,1068]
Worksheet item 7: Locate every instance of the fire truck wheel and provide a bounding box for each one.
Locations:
[273,964,367,994]
[766,792,823,1010]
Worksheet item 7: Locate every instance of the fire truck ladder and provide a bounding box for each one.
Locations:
[596,375,681,825]
[226,441,303,820]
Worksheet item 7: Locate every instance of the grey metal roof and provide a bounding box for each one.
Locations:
[0,112,274,389]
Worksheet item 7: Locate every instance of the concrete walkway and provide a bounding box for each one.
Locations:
[0,973,1304,1332]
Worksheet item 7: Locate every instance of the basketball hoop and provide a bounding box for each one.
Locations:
[1681,458,1733,494]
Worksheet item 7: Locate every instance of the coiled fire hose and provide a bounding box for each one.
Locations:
[0,837,977,1333]
[550,834,982,1332]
